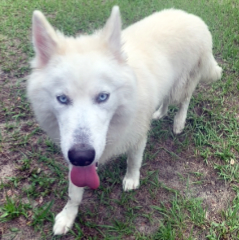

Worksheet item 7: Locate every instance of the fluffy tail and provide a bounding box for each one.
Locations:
[201,54,222,83]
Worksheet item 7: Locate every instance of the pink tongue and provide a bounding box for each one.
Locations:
[70,164,100,189]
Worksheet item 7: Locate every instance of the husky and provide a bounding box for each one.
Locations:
[27,6,222,235]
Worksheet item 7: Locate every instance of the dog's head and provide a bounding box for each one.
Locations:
[28,6,136,188]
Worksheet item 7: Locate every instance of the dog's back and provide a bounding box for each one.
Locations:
[122,9,222,104]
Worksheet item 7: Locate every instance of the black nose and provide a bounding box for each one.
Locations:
[68,144,95,166]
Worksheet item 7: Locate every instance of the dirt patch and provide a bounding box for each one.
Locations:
[1,222,41,240]
[147,136,235,210]
[0,164,16,183]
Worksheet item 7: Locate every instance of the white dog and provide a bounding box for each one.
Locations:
[27,6,222,235]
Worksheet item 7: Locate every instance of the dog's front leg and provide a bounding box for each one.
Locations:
[123,136,147,191]
[53,170,84,235]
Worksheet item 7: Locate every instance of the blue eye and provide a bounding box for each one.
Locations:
[96,93,110,103]
[57,95,69,104]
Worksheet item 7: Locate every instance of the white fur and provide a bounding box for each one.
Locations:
[27,6,222,235]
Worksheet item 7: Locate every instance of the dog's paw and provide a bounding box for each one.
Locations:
[123,176,140,191]
[173,115,185,134]
[152,109,166,120]
[173,121,185,134]
[173,124,184,134]
[53,208,78,235]
[152,110,161,120]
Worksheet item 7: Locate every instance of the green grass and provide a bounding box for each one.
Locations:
[0,196,32,222]
[0,0,239,239]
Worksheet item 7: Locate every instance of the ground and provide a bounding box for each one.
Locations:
[0,0,239,239]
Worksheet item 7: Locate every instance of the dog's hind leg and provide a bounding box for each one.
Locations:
[173,67,202,134]
[173,97,191,134]
[123,136,147,191]
[53,171,84,235]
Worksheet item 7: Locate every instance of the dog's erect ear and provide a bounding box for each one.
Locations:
[32,11,58,68]
[102,6,123,60]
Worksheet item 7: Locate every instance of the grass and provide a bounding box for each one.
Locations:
[0,0,238,239]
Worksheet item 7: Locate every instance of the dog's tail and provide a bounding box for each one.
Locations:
[200,54,222,83]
